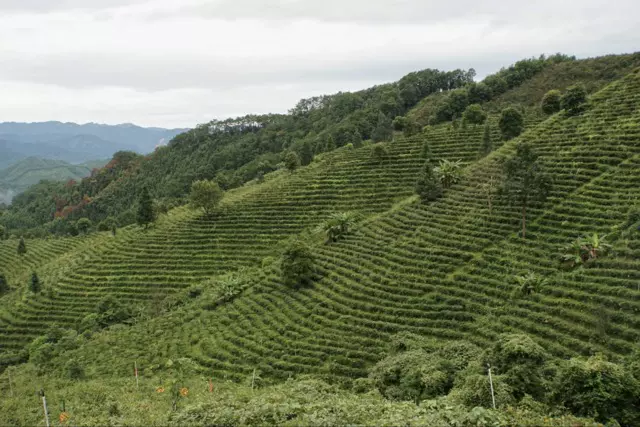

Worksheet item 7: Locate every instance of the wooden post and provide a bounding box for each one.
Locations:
[40,389,50,427]
[487,364,496,409]
[7,368,14,397]
[208,378,213,393]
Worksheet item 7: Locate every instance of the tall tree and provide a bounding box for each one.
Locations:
[415,161,443,202]
[29,271,41,293]
[76,218,92,234]
[284,151,301,173]
[0,273,8,294]
[190,180,224,216]
[281,240,315,289]
[501,143,552,239]
[481,122,492,156]
[299,140,314,166]
[17,237,26,256]
[136,187,155,229]
[561,84,587,116]
[499,107,524,140]
[372,113,393,143]
[541,89,562,114]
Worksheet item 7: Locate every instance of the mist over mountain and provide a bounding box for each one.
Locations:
[0,121,188,168]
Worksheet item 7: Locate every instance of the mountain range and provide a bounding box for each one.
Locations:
[0,121,188,169]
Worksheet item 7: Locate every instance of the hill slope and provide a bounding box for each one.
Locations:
[0,157,106,203]
[0,58,639,425]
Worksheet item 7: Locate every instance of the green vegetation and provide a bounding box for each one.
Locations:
[462,104,487,125]
[281,240,315,289]
[0,53,640,425]
[501,142,551,238]
[541,89,562,114]
[189,180,224,216]
[17,236,26,256]
[561,84,588,115]
[136,187,155,228]
[415,160,443,202]
[499,107,525,140]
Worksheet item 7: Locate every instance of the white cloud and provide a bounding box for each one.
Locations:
[0,0,637,127]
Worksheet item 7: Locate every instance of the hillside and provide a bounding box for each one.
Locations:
[0,157,107,203]
[0,56,639,425]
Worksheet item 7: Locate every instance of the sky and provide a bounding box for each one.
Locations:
[0,0,638,129]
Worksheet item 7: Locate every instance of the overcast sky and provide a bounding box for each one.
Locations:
[0,0,638,128]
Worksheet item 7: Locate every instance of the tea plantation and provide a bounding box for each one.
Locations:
[0,57,640,426]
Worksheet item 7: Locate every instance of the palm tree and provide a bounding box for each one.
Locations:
[514,272,547,297]
[434,159,464,188]
[562,233,611,267]
[315,212,359,243]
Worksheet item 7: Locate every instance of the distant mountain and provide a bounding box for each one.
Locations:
[0,121,188,167]
[0,156,107,204]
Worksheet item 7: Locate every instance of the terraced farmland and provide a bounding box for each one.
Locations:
[2,115,540,359]
[18,68,640,389]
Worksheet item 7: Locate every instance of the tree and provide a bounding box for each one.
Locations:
[325,135,336,152]
[371,143,388,164]
[499,107,524,140]
[501,143,552,239]
[561,84,587,116]
[315,212,358,243]
[350,129,363,148]
[541,89,562,114]
[481,122,492,156]
[190,180,224,216]
[284,151,300,173]
[434,159,464,189]
[513,272,547,297]
[421,140,432,160]
[76,218,92,234]
[392,116,407,131]
[299,140,314,166]
[416,161,443,202]
[462,104,487,125]
[552,354,640,426]
[0,225,5,240]
[281,241,315,289]
[371,113,393,143]
[17,237,27,256]
[0,273,9,294]
[562,233,612,268]
[29,271,41,293]
[136,187,155,228]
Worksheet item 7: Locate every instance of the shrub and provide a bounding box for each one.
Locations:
[562,233,611,268]
[541,89,562,114]
[76,218,92,234]
[281,241,315,289]
[483,334,549,400]
[97,216,118,232]
[371,143,388,164]
[462,104,487,125]
[66,358,85,380]
[561,84,587,116]
[551,354,640,425]
[499,107,524,140]
[17,236,26,256]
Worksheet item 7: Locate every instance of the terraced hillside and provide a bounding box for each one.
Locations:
[8,68,638,390]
